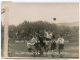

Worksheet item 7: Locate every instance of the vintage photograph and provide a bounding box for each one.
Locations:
[1,2,79,59]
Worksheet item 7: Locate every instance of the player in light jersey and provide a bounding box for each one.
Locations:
[44,30,53,40]
[57,35,64,58]
[27,36,37,52]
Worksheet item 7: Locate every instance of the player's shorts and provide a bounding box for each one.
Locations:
[46,38,51,41]
[51,43,56,50]
[59,44,64,50]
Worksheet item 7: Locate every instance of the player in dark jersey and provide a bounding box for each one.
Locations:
[51,35,56,57]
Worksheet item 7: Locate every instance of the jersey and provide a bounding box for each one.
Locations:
[57,38,64,44]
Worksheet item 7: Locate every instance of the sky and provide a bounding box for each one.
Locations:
[1,2,79,26]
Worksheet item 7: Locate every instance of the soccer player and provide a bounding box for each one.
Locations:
[51,35,56,57]
[57,35,64,58]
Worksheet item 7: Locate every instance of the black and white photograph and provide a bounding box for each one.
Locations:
[1,2,79,59]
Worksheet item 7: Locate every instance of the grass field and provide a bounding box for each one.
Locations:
[6,38,79,58]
